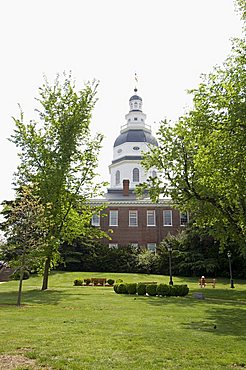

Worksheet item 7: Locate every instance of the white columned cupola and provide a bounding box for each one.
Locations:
[108,88,158,191]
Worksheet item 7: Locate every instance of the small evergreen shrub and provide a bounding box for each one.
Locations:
[84,278,91,285]
[117,283,127,294]
[156,284,170,297]
[107,279,115,286]
[113,284,119,293]
[74,279,83,286]
[126,283,137,294]
[116,278,123,284]
[12,270,30,280]
[137,283,146,296]
[169,285,178,296]
[175,284,189,296]
[146,284,157,296]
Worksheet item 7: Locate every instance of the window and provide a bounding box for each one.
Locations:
[129,210,138,226]
[91,214,100,226]
[163,210,172,226]
[133,168,139,182]
[152,170,157,178]
[109,210,118,226]
[180,211,188,226]
[147,210,156,226]
[134,117,138,121]
[147,243,156,253]
[115,170,120,185]
[109,243,118,249]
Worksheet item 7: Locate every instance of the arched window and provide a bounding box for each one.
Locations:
[133,168,139,182]
[115,170,120,185]
[152,170,157,178]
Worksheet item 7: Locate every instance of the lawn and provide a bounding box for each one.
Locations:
[0,272,246,369]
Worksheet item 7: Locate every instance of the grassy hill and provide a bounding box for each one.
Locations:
[0,272,246,369]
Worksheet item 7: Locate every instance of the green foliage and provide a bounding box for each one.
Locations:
[9,73,109,290]
[116,283,127,294]
[0,185,48,305]
[126,283,137,294]
[138,39,246,254]
[73,279,83,286]
[107,279,115,285]
[84,278,91,285]
[146,284,157,296]
[156,283,170,297]
[116,278,124,283]
[137,283,146,296]
[11,270,30,280]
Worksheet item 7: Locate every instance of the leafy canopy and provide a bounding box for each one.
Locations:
[138,39,246,252]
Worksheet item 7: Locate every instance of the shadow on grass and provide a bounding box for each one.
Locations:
[0,289,63,306]
[182,305,246,339]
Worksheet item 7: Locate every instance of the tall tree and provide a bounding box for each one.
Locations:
[10,73,108,290]
[137,38,246,253]
[0,186,48,306]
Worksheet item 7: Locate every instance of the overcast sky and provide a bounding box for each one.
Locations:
[0,0,243,203]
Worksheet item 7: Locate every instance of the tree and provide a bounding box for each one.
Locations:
[10,73,108,290]
[138,38,246,253]
[0,186,48,306]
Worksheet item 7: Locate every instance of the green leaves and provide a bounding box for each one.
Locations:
[139,38,246,252]
[8,73,107,289]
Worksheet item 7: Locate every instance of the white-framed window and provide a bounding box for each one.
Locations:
[91,213,100,226]
[180,211,189,226]
[147,210,156,226]
[115,170,120,185]
[133,168,139,182]
[163,210,172,226]
[109,243,118,249]
[152,170,157,178]
[109,210,118,226]
[147,243,156,253]
[129,210,138,227]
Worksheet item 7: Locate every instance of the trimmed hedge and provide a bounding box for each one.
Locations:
[146,284,157,296]
[126,283,137,294]
[114,282,189,297]
[137,283,147,296]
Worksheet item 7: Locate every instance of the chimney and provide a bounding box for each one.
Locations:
[123,179,130,196]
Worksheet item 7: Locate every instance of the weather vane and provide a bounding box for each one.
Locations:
[134,72,138,91]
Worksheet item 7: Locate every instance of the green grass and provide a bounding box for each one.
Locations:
[0,272,246,369]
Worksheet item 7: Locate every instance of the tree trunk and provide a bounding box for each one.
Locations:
[41,256,51,290]
[17,268,24,306]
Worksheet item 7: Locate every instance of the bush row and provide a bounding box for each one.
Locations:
[113,283,189,297]
[74,278,115,286]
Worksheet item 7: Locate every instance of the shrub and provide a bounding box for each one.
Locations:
[137,283,146,296]
[74,279,83,286]
[156,284,170,297]
[175,284,189,296]
[116,278,123,284]
[107,279,115,286]
[84,278,91,285]
[146,284,157,296]
[126,283,137,294]
[169,285,178,296]
[113,284,119,293]
[12,270,30,280]
[117,283,127,294]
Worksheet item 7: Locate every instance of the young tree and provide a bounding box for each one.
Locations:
[138,38,246,253]
[0,186,48,306]
[10,73,108,290]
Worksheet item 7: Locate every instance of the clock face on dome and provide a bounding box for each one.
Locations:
[133,146,140,151]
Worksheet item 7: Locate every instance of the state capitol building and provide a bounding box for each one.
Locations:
[91,88,188,252]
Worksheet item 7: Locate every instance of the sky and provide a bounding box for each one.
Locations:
[0,0,244,203]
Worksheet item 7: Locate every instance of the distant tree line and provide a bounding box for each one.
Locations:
[57,227,246,279]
